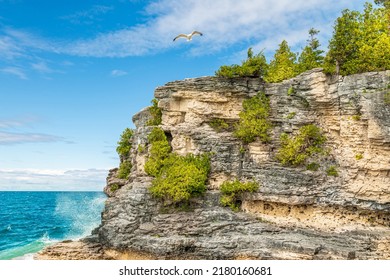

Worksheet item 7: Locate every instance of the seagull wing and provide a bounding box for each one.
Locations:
[173,34,188,41]
[191,31,203,37]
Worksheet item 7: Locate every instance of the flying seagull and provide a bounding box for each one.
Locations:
[173,31,203,41]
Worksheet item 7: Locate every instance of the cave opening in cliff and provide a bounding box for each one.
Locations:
[164,131,173,146]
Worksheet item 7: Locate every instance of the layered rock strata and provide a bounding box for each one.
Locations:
[38,69,390,259]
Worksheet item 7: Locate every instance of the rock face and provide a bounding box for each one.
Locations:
[39,69,390,260]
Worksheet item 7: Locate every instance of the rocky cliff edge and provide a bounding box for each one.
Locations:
[36,69,390,260]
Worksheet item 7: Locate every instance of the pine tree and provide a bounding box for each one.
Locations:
[324,3,390,75]
[264,40,297,83]
[297,28,324,73]
[323,9,361,75]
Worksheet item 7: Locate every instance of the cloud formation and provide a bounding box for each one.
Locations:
[61,5,114,25]
[0,0,367,59]
[110,69,128,77]
[0,131,66,145]
[0,116,71,145]
[1,66,27,79]
[0,168,108,191]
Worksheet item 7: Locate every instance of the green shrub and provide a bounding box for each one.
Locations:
[110,184,120,192]
[145,127,211,204]
[215,48,268,78]
[138,144,146,153]
[287,86,295,96]
[384,91,390,105]
[286,112,296,119]
[209,118,229,132]
[144,127,171,177]
[327,165,339,176]
[352,115,361,121]
[234,92,272,143]
[220,179,258,211]
[118,161,132,179]
[146,98,162,126]
[149,153,210,204]
[276,124,326,166]
[355,153,363,160]
[306,162,320,171]
[116,128,133,157]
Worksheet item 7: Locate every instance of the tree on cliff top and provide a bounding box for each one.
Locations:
[297,28,324,73]
[215,47,268,78]
[324,3,390,75]
[264,40,298,83]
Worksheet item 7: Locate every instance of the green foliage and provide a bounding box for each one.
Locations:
[355,153,364,160]
[306,162,320,171]
[297,28,324,73]
[215,48,268,78]
[352,115,361,121]
[324,3,390,75]
[110,184,120,192]
[149,153,210,204]
[138,144,146,153]
[146,98,162,126]
[116,128,133,157]
[209,118,229,132]
[220,179,258,211]
[287,86,295,96]
[145,127,210,204]
[144,128,171,177]
[286,112,296,119]
[385,90,390,104]
[118,161,132,179]
[264,40,298,83]
[234,92,272,143]
[276,124,327,166]
[327,165,339,177]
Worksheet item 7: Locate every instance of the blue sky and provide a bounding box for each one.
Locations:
[0,0,369,191]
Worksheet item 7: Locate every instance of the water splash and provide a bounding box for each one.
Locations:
[54,193,105,240]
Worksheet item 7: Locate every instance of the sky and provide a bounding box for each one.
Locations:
[0,0,370,191]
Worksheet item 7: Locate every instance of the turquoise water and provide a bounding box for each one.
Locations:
[0,191,106,260]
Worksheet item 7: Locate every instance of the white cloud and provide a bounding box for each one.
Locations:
[0,131,66,145]
[0,116,71,145]
[61,5,114,25]
[1,66,27,79]
[31,61,53,73]
[0,168,108,191]
[110,69,128,77]
[0,0,368,59]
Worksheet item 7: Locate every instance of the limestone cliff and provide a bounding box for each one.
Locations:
[37,69,390,260]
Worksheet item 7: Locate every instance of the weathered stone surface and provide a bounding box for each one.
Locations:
[39,69,390,260]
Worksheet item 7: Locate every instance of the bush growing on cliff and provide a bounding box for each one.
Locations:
[215,48,268,78]
[149,153,210,204]
[208,118,229,132]
[276,124,326,166]
[118,160,132,179]
[220,179,258,211]
[145,127,211,204]
[146,98,162,126]
[116,128,133,158]
[326,165,339,177]
[234,91,272,143]
[144,127,171,177]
